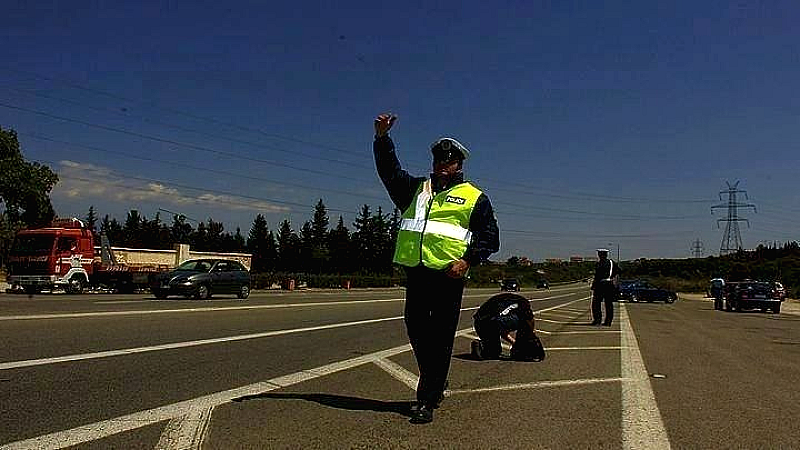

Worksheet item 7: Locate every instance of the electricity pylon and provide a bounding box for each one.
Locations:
[711,181,756,255]
[691,239,704,258]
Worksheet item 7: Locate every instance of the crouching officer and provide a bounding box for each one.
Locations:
[471,293,545,362]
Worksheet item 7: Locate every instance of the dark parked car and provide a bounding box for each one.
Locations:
[617,279,677,303]
[500,278,520,291]
[723,280,783,313]
[150,258,251,300]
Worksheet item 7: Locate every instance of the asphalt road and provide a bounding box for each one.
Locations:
[1,284,798,449]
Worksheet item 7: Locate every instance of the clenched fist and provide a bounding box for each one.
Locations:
[374,113,397,138]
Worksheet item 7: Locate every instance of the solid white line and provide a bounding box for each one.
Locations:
[448,377,625,395]
[535,329,620,335]
[154,406,213,450]
[0,343,413,450]
[0,291,582,322]
[0,316,403,371]
[1,297,590,449]
[0,298,406,321]
[1,296,591,371]
[372,358,419,391]
[620,303,671,450]
[537,318,584,324]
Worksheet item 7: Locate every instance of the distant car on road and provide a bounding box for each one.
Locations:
[724,280,783,313]
[500,278,520,291]
[617,279,677,303]
[150,258,251,300]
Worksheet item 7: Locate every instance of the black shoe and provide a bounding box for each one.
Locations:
[471,340,484,360]
[433,381,449,409]
[410,404,434,424]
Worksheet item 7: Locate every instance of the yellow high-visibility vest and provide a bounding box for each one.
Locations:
[394,179,482,270]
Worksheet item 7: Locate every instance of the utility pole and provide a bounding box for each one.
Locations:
[691,239,704,258]
[711,181,756,255]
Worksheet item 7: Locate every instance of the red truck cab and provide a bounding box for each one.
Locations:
[8,218,94,294]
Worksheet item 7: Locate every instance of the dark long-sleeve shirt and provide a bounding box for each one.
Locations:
[592,258,619,289]
[373,134,499,266]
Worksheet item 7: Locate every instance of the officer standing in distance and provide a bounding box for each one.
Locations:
[373,113,499,424]
[591,248,619,326]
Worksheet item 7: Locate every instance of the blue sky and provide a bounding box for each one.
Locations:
[3,1,799,261]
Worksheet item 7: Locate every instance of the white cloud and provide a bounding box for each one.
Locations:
[51,160,290,214]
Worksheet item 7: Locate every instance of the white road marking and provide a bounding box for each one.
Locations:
[0,316,403,371]
[0,342,414,450]
[154,406,213,450]
[0,299,406,321]
[448,377,625,395]
[620,303,671,450]
[1,296,592,449]
[537,318,585,324]
[373,358,419,391]
[1,296,591,371]
[0,291,583,322]
[535,329,620,335]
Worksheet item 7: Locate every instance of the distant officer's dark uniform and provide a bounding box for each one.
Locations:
[472,293,544,361]
[591,250,619,326]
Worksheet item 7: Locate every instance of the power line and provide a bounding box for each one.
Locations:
[6,86,374,171]
[0,101,371,185]
[1,67,712,205]
[23,132,388,202]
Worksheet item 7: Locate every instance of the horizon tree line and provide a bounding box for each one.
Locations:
[85,200,400,275]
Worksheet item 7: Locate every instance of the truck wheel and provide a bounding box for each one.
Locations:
[24,286,41,295]
[194,284,210,300]
[66,277,85,294]
[237,284,250,300]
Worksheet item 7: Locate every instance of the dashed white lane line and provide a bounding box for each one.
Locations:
[620,303,671,450]
[154,406,213,450]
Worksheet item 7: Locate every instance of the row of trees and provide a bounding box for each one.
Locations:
[1,127,59,268]
[89,201,401,276]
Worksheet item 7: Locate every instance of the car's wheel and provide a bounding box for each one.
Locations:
[66,276,85,294]
[194,284,210,300]
[152,288,168,300]
[630,294,638,303]
[665,295,676,304]
[237,284,250,299]
[24,286,40,295]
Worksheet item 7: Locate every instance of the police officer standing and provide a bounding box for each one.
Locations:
[373,113,499,424]
[591,248,619,326]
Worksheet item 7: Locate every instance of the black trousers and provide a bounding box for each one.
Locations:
[473,317,502,359]
[404,265,465,406]
[592,282,616,325]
